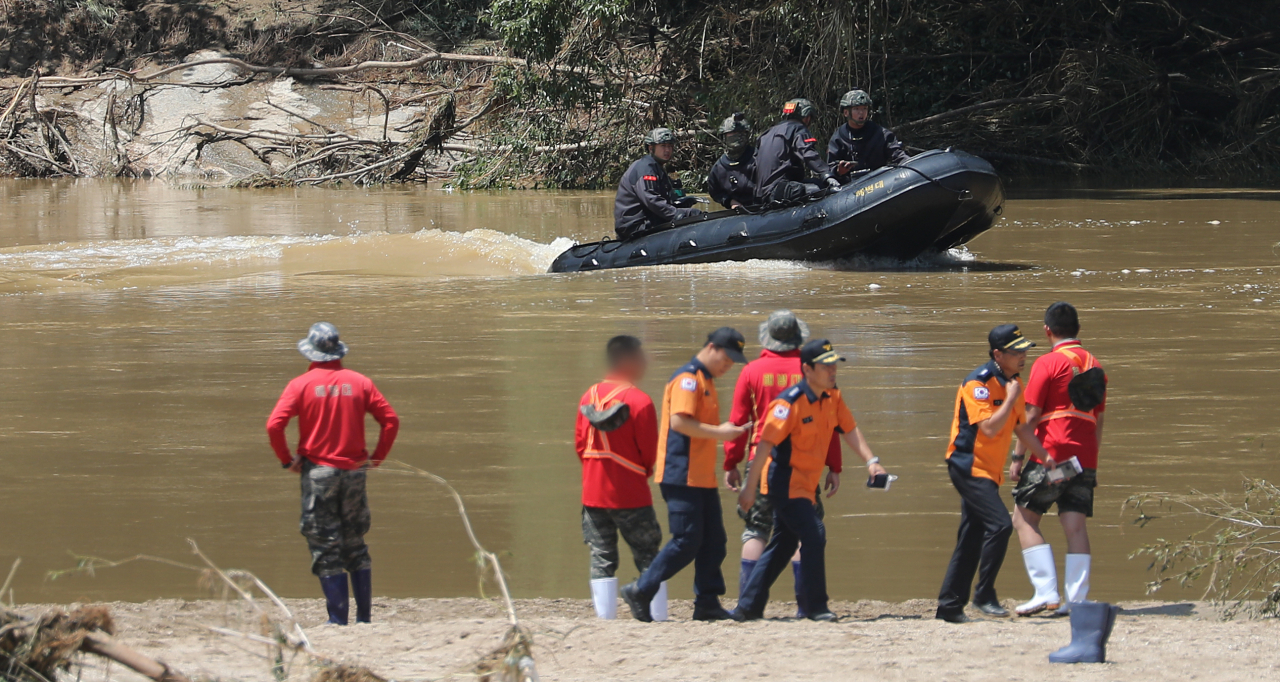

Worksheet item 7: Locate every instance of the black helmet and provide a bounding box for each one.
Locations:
[718,112,752,135]
[782,98,815,120]
[839,89,873,109]
[643,127,676,145]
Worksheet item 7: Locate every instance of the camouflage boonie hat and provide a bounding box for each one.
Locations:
[298,322,348,362]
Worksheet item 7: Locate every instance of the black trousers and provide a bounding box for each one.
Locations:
[736,494,827,618]
[937,460,1013,616]
[635,484,728,607]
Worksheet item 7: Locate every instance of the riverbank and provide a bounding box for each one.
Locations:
[18,597,1276,681]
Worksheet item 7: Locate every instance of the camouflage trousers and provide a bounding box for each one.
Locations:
[300,459,372,578]
[739,489,825,544]
[581,506,663,580]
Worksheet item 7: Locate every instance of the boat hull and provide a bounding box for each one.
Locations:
[548,149,1004,273]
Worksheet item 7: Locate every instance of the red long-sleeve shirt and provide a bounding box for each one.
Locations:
[725,349,842,473]
[574,376,658,508]
[267,361,399,470]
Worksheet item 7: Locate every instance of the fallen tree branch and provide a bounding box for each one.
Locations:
[81,631,192,682]
[895,94,1066,133]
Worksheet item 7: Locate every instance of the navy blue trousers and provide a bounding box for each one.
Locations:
[736,494,828,617]
[937,461,1013,616]
[635,484,727,606]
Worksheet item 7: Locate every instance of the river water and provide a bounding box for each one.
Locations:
[0,179,1277,606]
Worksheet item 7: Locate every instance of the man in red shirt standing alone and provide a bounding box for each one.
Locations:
[575,336,665,620]
[1010,302,1107,616]
[724,311,842,616]
[267,322,399,626]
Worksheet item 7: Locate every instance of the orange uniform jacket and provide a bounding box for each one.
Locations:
[946,360,1026,484]
[655,358,722,488]
[758,381,856,503]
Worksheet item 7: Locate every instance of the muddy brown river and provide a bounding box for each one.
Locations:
[0,179,1277,606]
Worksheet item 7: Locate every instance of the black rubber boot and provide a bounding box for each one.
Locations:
[1048,601,1119,663]
[351,568,372,623]
[319,574,350,625]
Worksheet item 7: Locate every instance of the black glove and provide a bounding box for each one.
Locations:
[673,196,698,208]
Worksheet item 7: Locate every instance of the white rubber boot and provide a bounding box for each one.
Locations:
[649,581,669,622]
[590,578,618,619]
[1057,554,1091,615]
[1015,544,1061,616]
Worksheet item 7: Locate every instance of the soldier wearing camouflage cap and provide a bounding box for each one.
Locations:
[753,98,839,203]
[828,89,909,182]
[706,112,758,210]
[613,127,703,240]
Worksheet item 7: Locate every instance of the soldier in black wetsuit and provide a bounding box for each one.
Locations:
[614,128,702,240]
[827,90,909,183]
[706,113,757,211]
[753,99,839,204]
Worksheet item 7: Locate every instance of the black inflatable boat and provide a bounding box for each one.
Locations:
[548,149,1004,273]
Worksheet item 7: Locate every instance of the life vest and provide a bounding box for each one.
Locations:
[582,382,647,477]
[1040,344,1105,424]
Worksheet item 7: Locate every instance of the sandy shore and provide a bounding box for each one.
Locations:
[18,597,1277,681]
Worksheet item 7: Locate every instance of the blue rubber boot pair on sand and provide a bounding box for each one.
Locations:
[320,569,373,625]
[1049,601,1119,664]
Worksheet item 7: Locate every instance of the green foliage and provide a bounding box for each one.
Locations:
[485,0,628,63]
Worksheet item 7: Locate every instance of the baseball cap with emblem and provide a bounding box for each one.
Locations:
[706,327,748,363]
[298,321,348,362]
[988,324,1036,352]
[801,338,845,365]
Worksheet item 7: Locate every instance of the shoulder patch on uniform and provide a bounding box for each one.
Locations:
[780,385,803,402]
[679,376,697,392]
[772,404,791,420]
[973,386,990,400]
[803,137,817,143]
[642,175,658,181]
[978,368,990,378]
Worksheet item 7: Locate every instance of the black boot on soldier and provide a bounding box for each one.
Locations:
[621,581,653,622]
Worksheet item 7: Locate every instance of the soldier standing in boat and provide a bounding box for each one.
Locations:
[575,335,665,620]
[707,113,758,210]
[827,89,909,182]
[753,98,840,203]
[614,128,703,240]
[267,322,399,626]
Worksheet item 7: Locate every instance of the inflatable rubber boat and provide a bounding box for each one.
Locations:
[548,149,1004,273]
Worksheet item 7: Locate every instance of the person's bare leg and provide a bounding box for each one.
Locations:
[1013,506,1046,549]
[742,537,765,561]
[1059,512,1090,554]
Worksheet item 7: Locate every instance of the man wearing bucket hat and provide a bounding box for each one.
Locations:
[753,98,840,204]
[733,339,887,622]
[267,322,400,626]
[827,89,909,182]
[936,325,1052,623]
[724,311,843,617]
[614,127,703,240]
[621,328,752,622]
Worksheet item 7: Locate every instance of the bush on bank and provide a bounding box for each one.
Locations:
[2,0,1279,186]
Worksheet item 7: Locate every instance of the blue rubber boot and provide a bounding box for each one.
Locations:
[319,574,350,625]
[739,559,758,599]
[1048,601,1119,663]
[792,561,807,618]
[351,569,372,623]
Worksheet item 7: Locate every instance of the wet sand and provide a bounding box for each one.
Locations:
[23,597,1277,681]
